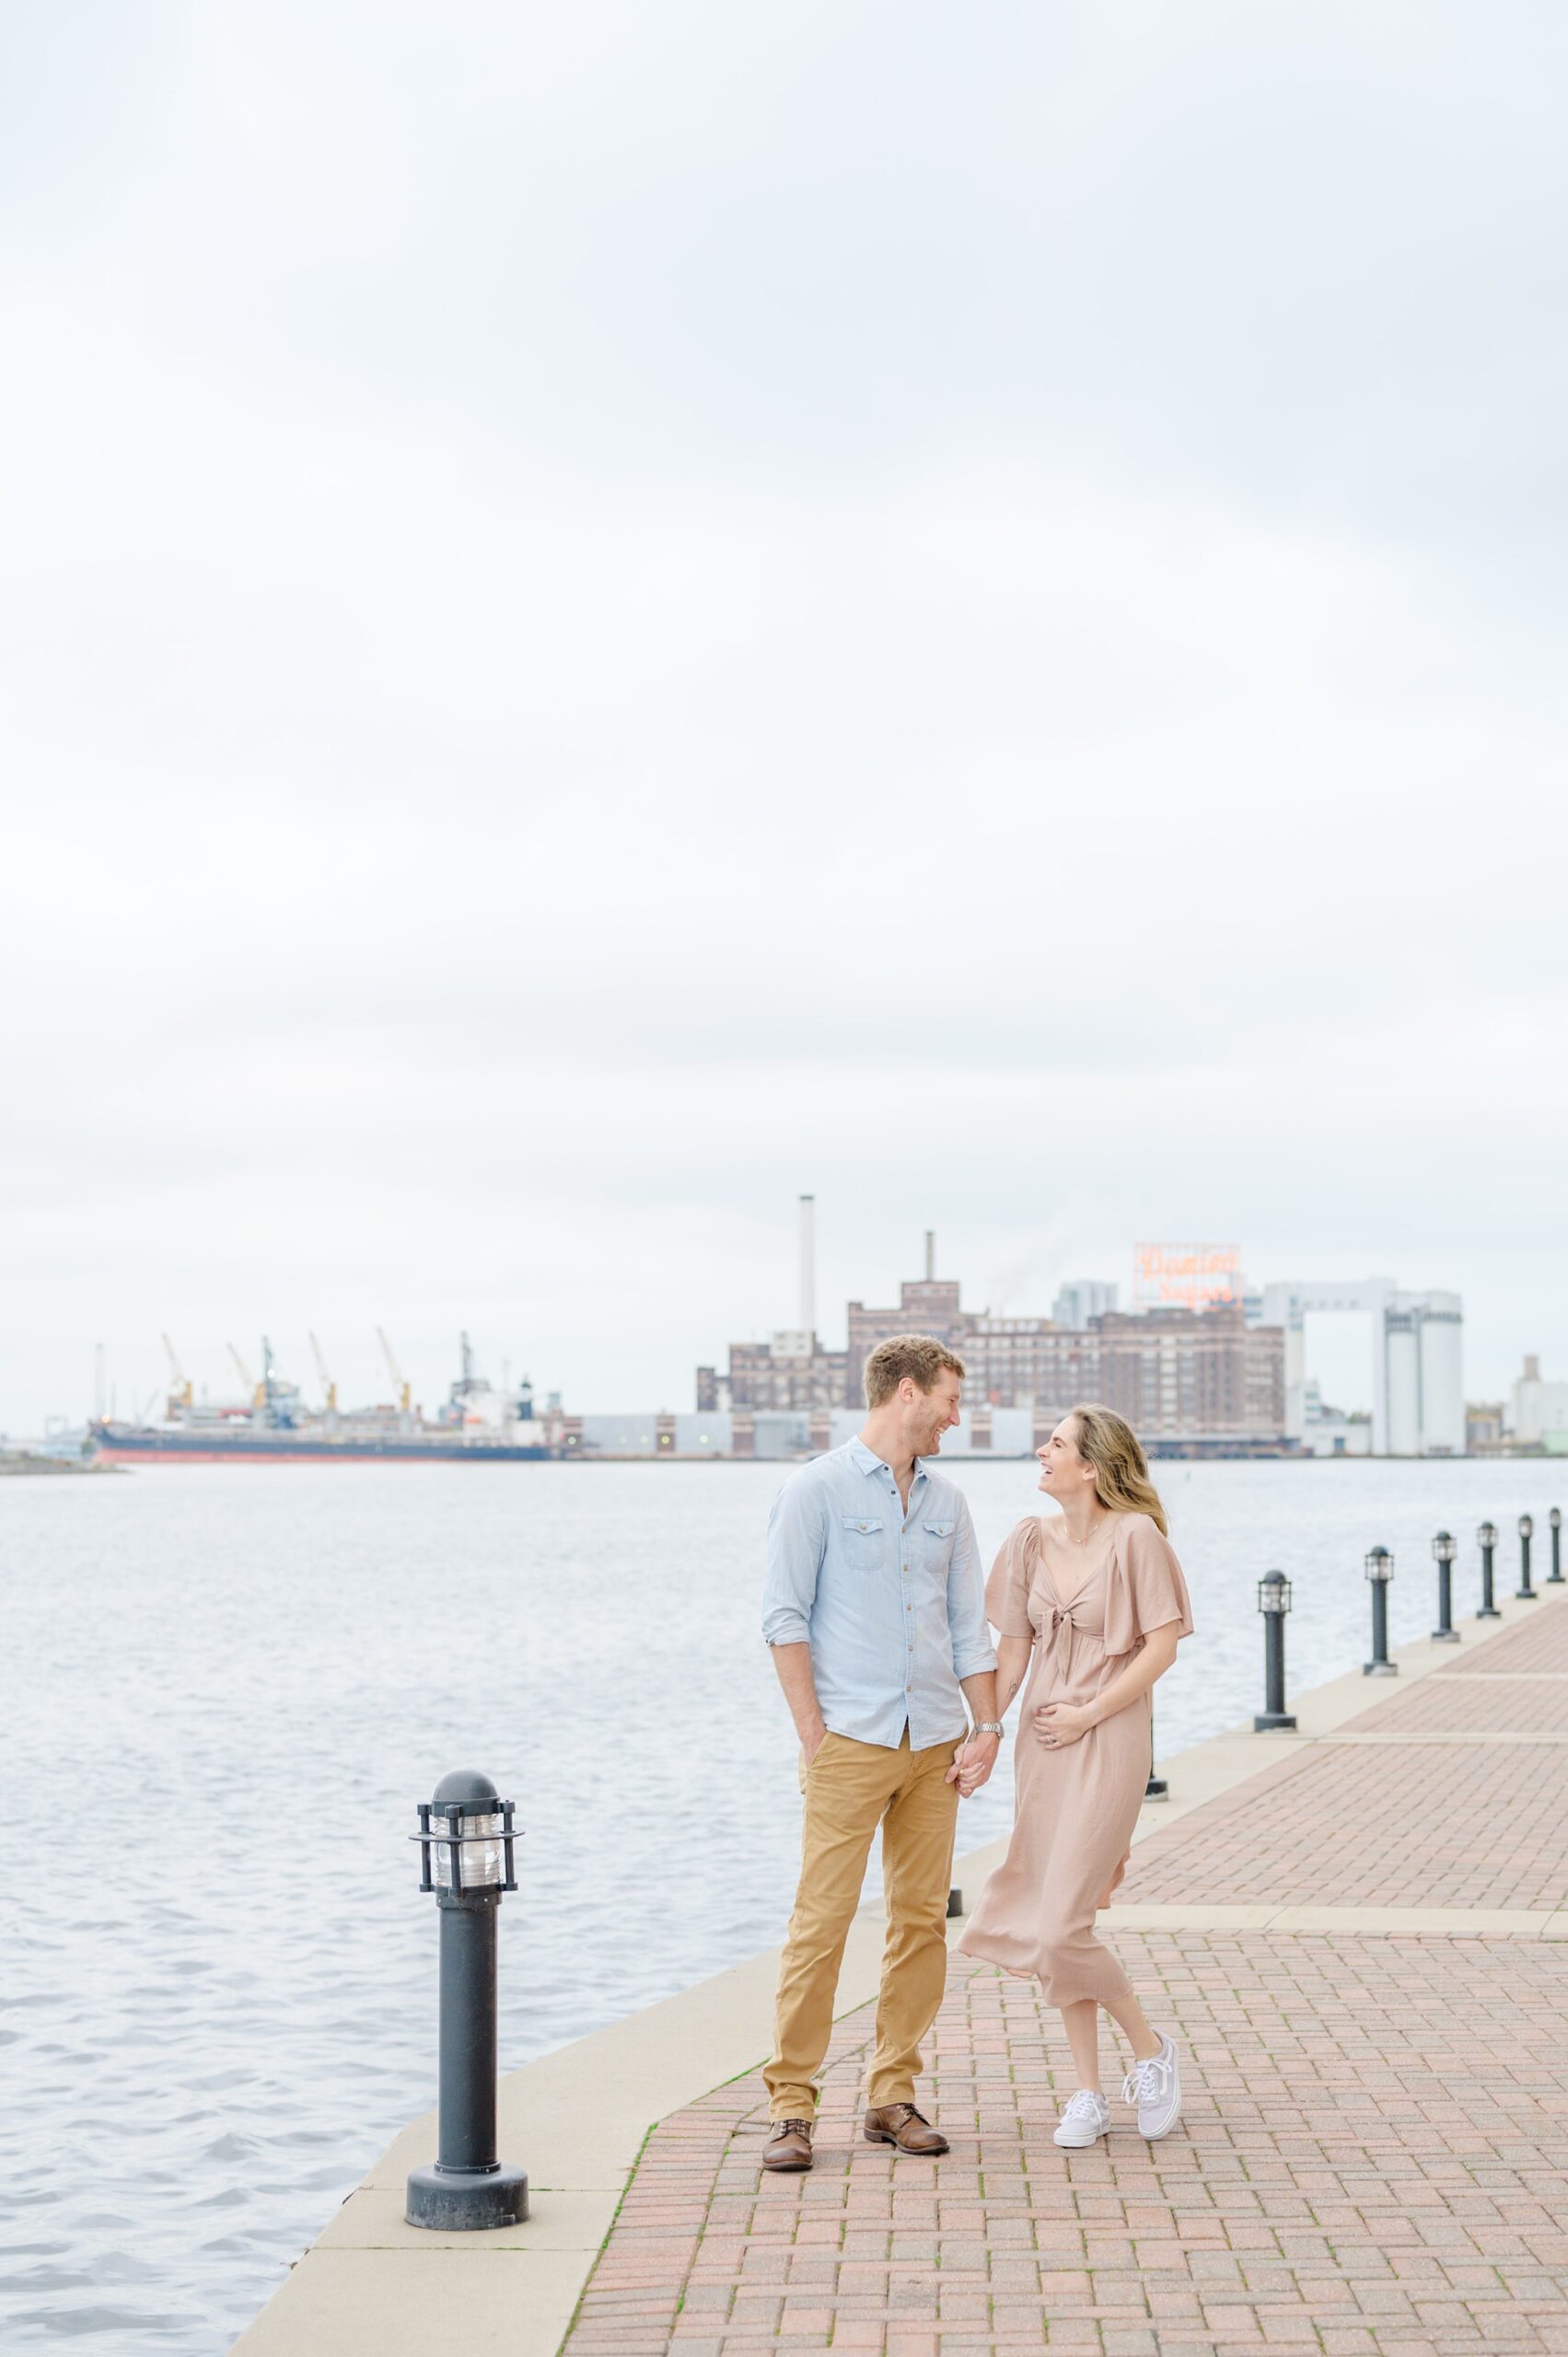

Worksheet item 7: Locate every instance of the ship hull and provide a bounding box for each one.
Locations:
[91,1426,557,1465]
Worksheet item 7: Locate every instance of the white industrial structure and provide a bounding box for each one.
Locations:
[1508,1357,1568,1452]
[1260,1280,1464,1457]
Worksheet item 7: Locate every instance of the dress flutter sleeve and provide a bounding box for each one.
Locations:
[984,1518,1039,1640]
[1102,1515,1194,1657]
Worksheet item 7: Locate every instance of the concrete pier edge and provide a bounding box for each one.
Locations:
[229,1577,1561,2356]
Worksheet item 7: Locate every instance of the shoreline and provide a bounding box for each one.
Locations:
[0,1452,119,1476]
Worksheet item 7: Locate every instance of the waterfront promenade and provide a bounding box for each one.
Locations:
[233,1584,1568,2356]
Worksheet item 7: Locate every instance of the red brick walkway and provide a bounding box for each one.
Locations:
[1121,1741,1568,1910]
[563,1612,1568,2356]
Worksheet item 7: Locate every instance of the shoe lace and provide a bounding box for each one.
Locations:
[1122,2045,1173,2107]
[1062,2089,1106,2123]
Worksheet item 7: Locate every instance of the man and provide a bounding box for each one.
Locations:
[760,1334,1003,2172]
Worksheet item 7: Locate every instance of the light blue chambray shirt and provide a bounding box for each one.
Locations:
[761,1439,997,1750]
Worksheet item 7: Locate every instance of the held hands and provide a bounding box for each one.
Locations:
[947,1729,1000,1797]
[1034,1700,1096,1749]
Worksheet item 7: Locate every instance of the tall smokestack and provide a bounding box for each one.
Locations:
[924,1229,935,1282]
[799,1194,816,1339]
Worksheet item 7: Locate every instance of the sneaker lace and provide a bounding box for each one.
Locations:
[1062,2089,1105,2124]
[1122,2046,1172,2108]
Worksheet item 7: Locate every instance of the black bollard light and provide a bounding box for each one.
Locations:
[1550,1506,1563,1585]
[1477,1521,1500,1620]
[1254,1570,1297,1731]
[1517,1513,1538,1601]
[1364,1546,1397,1675]
[1431,1530,1460,1643]
[406,1770,528,2231]
[1145,1701,1168,1801]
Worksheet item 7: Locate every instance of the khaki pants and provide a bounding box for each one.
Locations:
[764,1729,961,2120]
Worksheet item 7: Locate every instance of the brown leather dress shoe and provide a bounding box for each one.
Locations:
[863,2103,948,2154]
[762,2118,814,2172]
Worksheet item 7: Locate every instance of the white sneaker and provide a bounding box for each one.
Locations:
[1053,2088,1111,2148]
[1122,2033,1181,2140]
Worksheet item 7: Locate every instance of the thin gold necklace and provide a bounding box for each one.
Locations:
[1066,1511,1109,1545]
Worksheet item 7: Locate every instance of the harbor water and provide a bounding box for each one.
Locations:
[2,1457,1562,2351]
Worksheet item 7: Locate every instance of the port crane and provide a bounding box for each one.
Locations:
[162,1333,193,1409]
[377,1326,412,1415]
[258,1335,294,1424]
[308,1331,338,1412]
[227,1341,261,1406]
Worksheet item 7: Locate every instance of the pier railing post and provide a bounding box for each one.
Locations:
[1477,1521,1500,1620]
[1431,1531,1459,1643]
[1517,1514,1538,1601]
[1364,1546,1396,1674]
[1254,1570,1297,1731]
[406,1770,528,2231]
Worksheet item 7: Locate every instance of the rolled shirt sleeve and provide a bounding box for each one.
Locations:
[762,1470,826,1647]
[946,1496,999,1680]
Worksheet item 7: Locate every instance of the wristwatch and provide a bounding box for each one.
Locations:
[971,1721,1005,1738]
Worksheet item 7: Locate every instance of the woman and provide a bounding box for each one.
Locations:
[957,1404,1193,2148]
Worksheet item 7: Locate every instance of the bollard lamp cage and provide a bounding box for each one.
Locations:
[412,1792,519,1896]
[1365,1546,1394,1584]
[1258,1570,1292,1614]
[1554,1508,1562,1533]
[1478,1519,1497,1550]
[1433,1530,1457,1565]
[1520,1513,1535,1540]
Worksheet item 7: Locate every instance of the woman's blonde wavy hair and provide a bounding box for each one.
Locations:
[1066,1402,1168,1536]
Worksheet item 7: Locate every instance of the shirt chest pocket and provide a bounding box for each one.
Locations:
[921,1518,956,1570]
[840,1515,885,1562]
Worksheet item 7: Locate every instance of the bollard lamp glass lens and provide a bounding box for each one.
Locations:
[434,1809,505,1892]
[1478,1520,1496,1549]
[1520,1514,1534,1539]
[1552,1508,1562,1533]
[1432,1530,1457,1564]
[1257,1572,1292,1614]
[1365,1547,1393,1584]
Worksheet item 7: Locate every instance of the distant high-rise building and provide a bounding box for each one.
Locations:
[1052,1280,1119,1329]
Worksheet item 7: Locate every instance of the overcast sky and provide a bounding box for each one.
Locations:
[3,2,1565,1433]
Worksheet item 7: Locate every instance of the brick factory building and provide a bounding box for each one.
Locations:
[697,1212,1288,1454]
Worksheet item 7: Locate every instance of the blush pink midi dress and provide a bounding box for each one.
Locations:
[957,1511,1193,2009]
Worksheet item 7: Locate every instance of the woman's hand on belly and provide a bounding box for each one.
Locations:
[1033,1699,1094,1748]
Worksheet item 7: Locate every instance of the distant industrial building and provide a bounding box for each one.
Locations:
[1507,1356,1568,1453]
[697,1212,1474,1459]
[1466,1401,1507,1454]
[1298,1379,1373,1457]
[1260,1281,1465,1456]
[698,1209,1289,1455]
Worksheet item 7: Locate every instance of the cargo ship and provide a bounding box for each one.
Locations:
[90,1333,563,1465]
